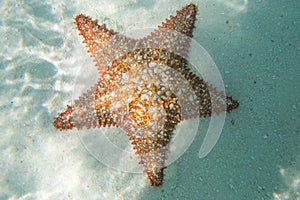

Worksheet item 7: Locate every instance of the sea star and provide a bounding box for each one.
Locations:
[53,3,239,186]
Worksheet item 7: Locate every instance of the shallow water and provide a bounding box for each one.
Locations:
[0,0,299,199]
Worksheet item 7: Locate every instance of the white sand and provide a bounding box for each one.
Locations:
[0,0,299,199]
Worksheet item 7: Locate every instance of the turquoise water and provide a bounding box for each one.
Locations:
[0,0,299,199]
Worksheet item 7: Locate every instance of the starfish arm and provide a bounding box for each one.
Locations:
[75,14,116,54]
[73,82,121,129]
[75,14,138,73]
[141,151,167,187]
[121,84,181,186]
[140,3,197,58]
[53,83,119,131]
[53,105,74,130]
[159,3,197,37]
[226,96,240,113]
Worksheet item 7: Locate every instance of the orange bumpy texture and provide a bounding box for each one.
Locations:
[53,3,239,186]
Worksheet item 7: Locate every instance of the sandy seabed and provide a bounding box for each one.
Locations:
[0,0,299,199]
